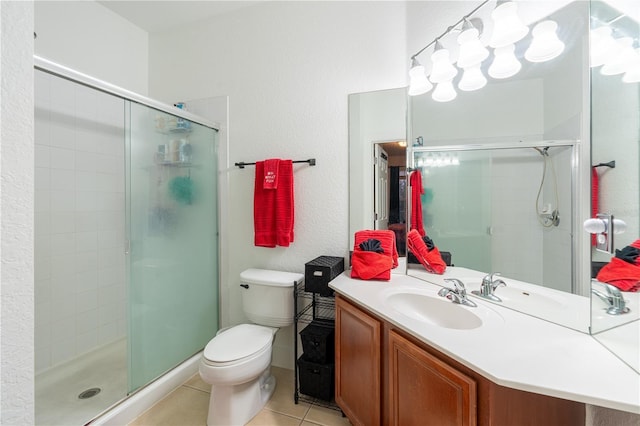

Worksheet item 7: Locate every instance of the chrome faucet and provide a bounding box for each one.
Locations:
[472,272,506,302]
[438,278,477,307]
[591,284,630,315]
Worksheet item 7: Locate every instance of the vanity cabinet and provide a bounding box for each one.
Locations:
[335,295,585,426]
[335,292,381,425]
[388,329,476,426]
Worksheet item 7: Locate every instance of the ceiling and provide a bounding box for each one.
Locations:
[98,1,263,33]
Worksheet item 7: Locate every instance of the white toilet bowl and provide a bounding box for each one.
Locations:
[199,323,278,426]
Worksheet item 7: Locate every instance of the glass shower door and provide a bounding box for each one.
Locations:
[412,150,493,272]
[126,102,219,392]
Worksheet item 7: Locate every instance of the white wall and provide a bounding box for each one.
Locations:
[34,70,126,373]
[34,0,149,95]
[148,0,407,368]
[1,1,35,424]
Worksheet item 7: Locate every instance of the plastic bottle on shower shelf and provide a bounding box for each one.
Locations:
[174,102,191,131]
[179,140,192,163]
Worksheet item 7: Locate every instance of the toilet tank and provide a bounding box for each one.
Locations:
[240,268,303,327]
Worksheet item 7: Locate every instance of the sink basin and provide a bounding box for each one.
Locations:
[385,292,484,330]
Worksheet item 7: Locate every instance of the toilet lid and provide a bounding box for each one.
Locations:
[203,324,273,363]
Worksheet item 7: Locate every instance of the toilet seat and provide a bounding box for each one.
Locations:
[203,324,274,366]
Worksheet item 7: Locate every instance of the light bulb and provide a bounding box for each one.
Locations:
[489,1,529,48]
[408,59,433,96]
[457,20,489,68]
[458,65,487,91]
[525,20,565,63]
[583,218,627,234]
[601,37,636,76]
[488,44,521,79]
[583,218,607,234]
[432,80,457,102]
[590,26,621,68]
[612,219,627,234]
[429,42,458,84]
[622,48,640,83]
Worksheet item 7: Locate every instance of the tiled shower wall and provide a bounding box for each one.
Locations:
[34,70,126,373]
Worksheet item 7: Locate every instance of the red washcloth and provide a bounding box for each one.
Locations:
[591,167,599,246]
[254,159,294,247]
[353,230,398,268]
[263,158,280,189]
[596,257,640,292]
[351,251,393,281]
[410,170,425,236]
[407,229,446,274]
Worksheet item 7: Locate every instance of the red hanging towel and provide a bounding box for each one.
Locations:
[410,170,425,236]
[254,159,294,247]
[591,167,599,246]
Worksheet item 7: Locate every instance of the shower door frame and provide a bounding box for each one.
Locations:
[34,56,219,132]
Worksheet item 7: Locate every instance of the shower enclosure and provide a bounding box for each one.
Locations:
[411,142,576,293]
[34,58,219,425]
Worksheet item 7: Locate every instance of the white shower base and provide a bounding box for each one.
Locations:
[90,351,201,425]
[35,339,127,426]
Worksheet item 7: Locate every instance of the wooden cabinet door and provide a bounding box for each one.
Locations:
[388,329,477,426]
[335,295,382,426]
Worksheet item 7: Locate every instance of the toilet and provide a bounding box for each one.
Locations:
[199,268,304,426]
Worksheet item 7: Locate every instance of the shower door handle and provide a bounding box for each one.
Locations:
[124,240,131,255]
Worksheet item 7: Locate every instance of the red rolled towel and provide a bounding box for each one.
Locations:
[596,257,640,292]
[353,230,398,268]
[351,250,393,281]
[407,229,446,275]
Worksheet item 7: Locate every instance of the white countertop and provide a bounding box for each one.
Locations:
[329,271,640,414]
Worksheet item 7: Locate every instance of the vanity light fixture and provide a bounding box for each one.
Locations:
[432,79,458,102]
[525,20,565,63]
[459,64,488,91]
[457,19,490,69]
[488,44,522,79]
[408,58,433,96]
[407,0,569,98]
[429,40,458,84]
[489,0,529,48]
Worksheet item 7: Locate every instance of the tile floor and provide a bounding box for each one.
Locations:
[129,367,351,426]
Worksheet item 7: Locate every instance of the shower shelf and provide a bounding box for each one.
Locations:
[155,161,193,167]
[293,281,342,413]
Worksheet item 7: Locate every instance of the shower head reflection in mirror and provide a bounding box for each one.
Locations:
[533,146,560,228]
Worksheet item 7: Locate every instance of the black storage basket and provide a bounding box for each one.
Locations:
[300,320,335,364]
[305,256,345,296]
[297,355,335,401]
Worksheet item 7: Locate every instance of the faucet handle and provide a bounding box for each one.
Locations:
[444,278,466,296]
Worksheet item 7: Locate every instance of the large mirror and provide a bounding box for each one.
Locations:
[348,87,407,268]
[405,0,592,332]
[589,0,640,373]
